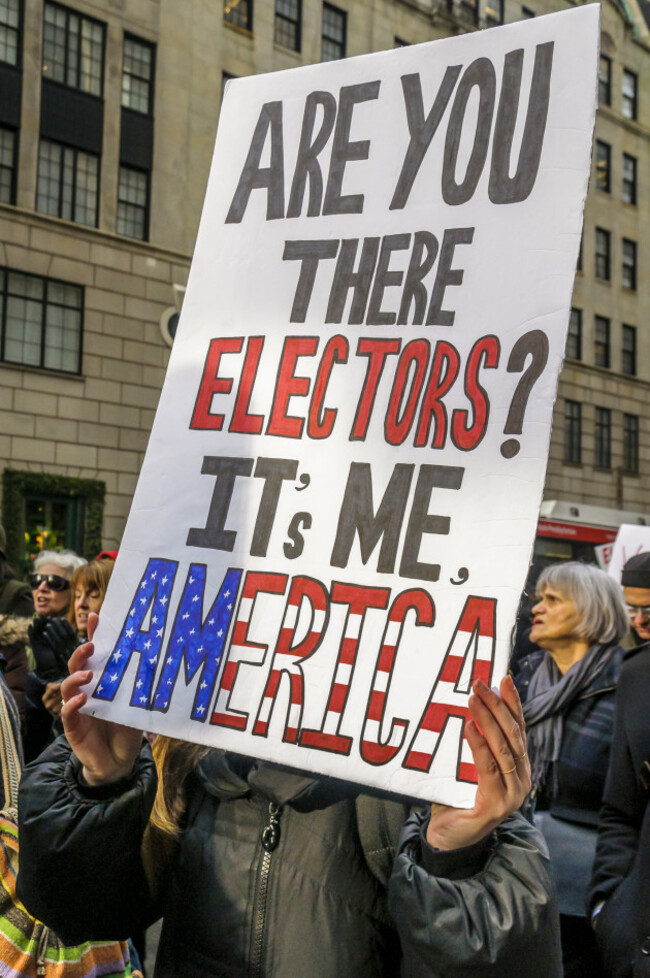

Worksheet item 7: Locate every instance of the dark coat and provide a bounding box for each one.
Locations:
[17,738,562,978]
[589,644,650,978]
[515,646,624,826]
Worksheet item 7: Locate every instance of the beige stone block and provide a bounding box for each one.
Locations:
[0,218,29,248]
[5,244,52,276]
[78,421,120,449]
[37,416,78,442]
[97,447,141,473]
[102,515,129,548]
[131,254,172,281]
[11,437,56,463]
[99,401,141,429]
[2,412,35,437]
[30,227,91,262]
[87,378,122,404]
[56,442,98,469]
[124,295,161,323]
[14,388,58,415]
[101,358,143,384]
[94,266,147,299]
[101,313,144,341]
[0,435,11,457]
[83,333,124,359]
[90,242,131,273]
[48,255,94,285]
[145,278,178,304]
[123,339,166,367]
[21,370,83,397]
[117,472,139,496]
[85,287,125,315]
[118,428,149,452]
[58,395,99,423]
[96,469,118,494]
[121,383,161,410]
[82,355,103,378]
[0,386,13,411]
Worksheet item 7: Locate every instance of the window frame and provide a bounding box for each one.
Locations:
[274,0,301,52]
[622,238,637,290]
[321,2,346,62]
[622,414,639,476]
[116,164,149,241]
[622,68,638,121]
[594,406,612,470]
[594,315,610,369]
[223,0,253,32]
[0,266,84,375]
[36,137,100,228]
[566,307,582,360]
[0,0,21,67]
[121,33,155,116]
[599,54,611,106]
[595,140,610,193]
[0,125,17,205]
[42,1,106,98]
[622,153,637,205]
[485,0,504,26]
[563,400,582,465]
[621,324,636,376]
[595,227,610,281]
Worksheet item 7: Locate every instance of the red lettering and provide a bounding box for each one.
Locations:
[350,338,401,441]
[384,339,429,445]
[190,337,243,430]
[414,341,460,448]
[230,336,265,435]
[267,336,319,438]
[451,335,500,451]
[308,335,349,439]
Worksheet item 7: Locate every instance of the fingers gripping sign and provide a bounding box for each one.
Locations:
[61,613,144,787]
[426,675,531,851]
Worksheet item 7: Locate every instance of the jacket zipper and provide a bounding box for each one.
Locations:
[250,802,282,978]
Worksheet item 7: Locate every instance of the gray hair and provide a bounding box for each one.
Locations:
[536,561,629,646]
[33,549,87,579]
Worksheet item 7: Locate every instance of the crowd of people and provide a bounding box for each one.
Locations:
[0,519,648,977]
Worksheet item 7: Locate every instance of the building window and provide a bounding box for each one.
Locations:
[322,3,346,61]
[595,227,610,280]
[122,35,154,115]
[622,69,637,120]
[116,165,148,240]
[36,139,99,227]
[595,316,610,368]
[622,324,636,376]
[274,0,300,50]
[594,407,611,469]
[42,2,104,97]
[224,0,252,31]
[0,126,16,204]
[457,0,478,24]
[622,153,637,204]
[623,414,639,476]
[622,238,637,290]
[0,268,82,374]
[564,400,581,465]
[595,140,610,192]
[598,55,611,105]
[0,0,20,65]
[567,307,582,360]
[485,0,504,25]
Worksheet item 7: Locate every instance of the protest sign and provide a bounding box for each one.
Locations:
[87,5,599,806]
[607,525,650,584]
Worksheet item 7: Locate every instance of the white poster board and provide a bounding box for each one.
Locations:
[607,525,650,584]
[87,6,599,806]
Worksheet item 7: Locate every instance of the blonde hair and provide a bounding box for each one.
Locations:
[150,736,211,837]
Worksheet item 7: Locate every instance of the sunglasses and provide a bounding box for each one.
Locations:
[626,604,650,623]
[28,573,70,592]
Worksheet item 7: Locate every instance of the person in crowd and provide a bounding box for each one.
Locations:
[619,551,650,645]
[515,561,628,978]
[0,523,33,618]
[16,611,562,978]
[0,614,31,730]
[23,549,86,761]
[589,552,650,978]
[39,558,115,722]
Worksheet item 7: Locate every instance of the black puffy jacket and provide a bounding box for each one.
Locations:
[17,738,562,978]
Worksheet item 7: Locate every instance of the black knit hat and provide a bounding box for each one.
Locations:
[621,552,650,589]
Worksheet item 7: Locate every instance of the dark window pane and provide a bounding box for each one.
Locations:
[622,324,636,376]
[0,0,20,65]
[595,141,610,192]
[122,35,154,114]
[567,307,581,360]
[594,407,611,469]
[623,414,639,475]
[595,227,610,280]
[622,154,637,204]
[274,0,300,50]
[116,165,148,240]
[622,238,636,290]
[622,69,637,120]
[595,315,610,368]
[0,126,16,204]
[322,3,345,61]
[36,139,98,227]
[0,267,82,374]
[485,0,503,25]
[42,2,105,96]
[224,0,252,31]
[564,400,581,464]
[599,55,611,105]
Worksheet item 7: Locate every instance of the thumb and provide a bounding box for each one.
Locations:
[87,612,99,642]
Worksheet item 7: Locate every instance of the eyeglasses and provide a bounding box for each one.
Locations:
[28,573,70,592]
[626,604,650,623]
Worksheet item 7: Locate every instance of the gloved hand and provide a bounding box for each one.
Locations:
[28,616,79,681]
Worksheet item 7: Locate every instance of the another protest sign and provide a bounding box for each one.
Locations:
[86,6,599,806]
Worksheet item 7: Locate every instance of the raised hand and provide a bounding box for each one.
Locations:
[60,612,143,786]
[426,675,531,851]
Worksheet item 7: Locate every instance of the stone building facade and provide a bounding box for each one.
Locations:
[0,0,648,567]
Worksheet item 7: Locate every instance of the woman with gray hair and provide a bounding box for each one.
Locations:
[515,561,628,978]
